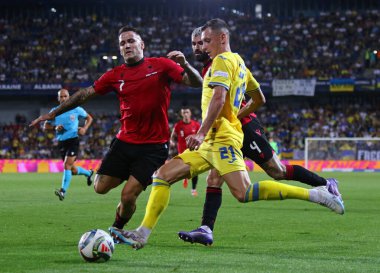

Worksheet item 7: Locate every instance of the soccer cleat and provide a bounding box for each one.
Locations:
[54,189,65,201]
[315,186,345,215]
[178,227,213,246]
[109,227,146,250]
[108,228,121,244]
[191,189,198,197]
[87,170,94,186]
[183,178,188,188]
[326,178,342,200]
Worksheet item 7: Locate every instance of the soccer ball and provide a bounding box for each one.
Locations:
[78,229,115,262]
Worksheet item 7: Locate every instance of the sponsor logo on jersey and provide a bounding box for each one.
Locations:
[146,72,158,77]
[213,71,228,78]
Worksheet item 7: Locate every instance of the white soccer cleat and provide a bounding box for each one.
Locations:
[315,186,345,215]
[109,227,147,250]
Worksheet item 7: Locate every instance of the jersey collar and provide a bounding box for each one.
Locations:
[125,57,145,67]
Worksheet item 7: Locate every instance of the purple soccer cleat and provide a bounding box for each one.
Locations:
[326,178,342,200]
[178,227,213,246]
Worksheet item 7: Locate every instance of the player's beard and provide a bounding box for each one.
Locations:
[195,52,210,63]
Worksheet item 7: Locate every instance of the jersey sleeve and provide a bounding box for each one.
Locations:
[208,54,231,91]
[93,70,116,95]
[160,58,184,84]
[76,107,88,118]
[245,69,260,98]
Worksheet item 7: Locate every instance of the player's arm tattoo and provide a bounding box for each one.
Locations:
[181,63,203,88]
[52,86,98,117]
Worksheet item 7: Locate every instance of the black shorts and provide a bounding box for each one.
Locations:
[241,118,274,164]
[58,137,79,160]
[97,138,169,189]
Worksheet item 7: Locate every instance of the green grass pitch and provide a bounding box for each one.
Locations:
[1,172,380,273]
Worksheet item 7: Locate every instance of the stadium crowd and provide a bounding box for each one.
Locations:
[1,99,379,160]
[1,4,379,160]
[1,9,379,83]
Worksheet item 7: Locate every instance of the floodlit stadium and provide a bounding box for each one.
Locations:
[0,0,379,272]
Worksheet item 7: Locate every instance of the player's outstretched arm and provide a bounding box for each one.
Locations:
[237,87,266,119]
[29,86,98,127]
[167,50,203,88]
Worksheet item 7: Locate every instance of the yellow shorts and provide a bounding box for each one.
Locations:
[176,141,246,178]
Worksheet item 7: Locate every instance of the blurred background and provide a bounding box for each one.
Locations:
[0,0,379,170]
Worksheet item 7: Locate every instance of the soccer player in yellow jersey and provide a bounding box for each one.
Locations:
[109,18,344,250]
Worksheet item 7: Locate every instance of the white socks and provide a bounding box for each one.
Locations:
[137,226,151,239]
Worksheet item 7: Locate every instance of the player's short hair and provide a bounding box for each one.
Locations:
[181,107,191,111]
[118,25,142,37]
[201,18,229,35]
[191,27,202,39]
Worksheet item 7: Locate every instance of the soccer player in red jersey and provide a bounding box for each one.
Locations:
[170,107,201,195]
[30,26,202,229]
[177,26,343,246]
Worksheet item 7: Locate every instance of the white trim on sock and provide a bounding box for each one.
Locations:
[200,225,212,233]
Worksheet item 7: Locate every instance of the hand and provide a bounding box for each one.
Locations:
[56,125,64,132]
[78,127,86,135]
[186,132,205,151]
[29,112,55,127]
[167,50,187,66]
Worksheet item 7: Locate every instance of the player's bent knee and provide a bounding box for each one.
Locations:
[154,159,187,184]
[94,184,108,194]
[93,180,111,194]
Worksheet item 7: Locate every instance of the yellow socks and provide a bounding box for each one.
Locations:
[140,177,171,229]
[244,180,309,202]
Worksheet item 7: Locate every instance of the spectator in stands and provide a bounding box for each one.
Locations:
[1,10,379,82]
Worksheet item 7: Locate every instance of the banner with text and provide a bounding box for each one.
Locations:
[272,79,316,96]
[1,159,379,173]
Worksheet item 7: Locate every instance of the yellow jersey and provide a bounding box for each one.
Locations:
[202,52,248,148]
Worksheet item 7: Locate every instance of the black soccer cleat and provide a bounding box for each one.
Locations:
[87,170,94,186]
[54,188,65,201]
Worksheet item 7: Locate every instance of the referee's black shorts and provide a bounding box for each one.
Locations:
[97,138,169,189]
[58,137,79,160]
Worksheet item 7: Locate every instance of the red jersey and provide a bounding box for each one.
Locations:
[173,119,201,153]
[201,59,256,126]
[201,60,212,78]
[93,57,184,144]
